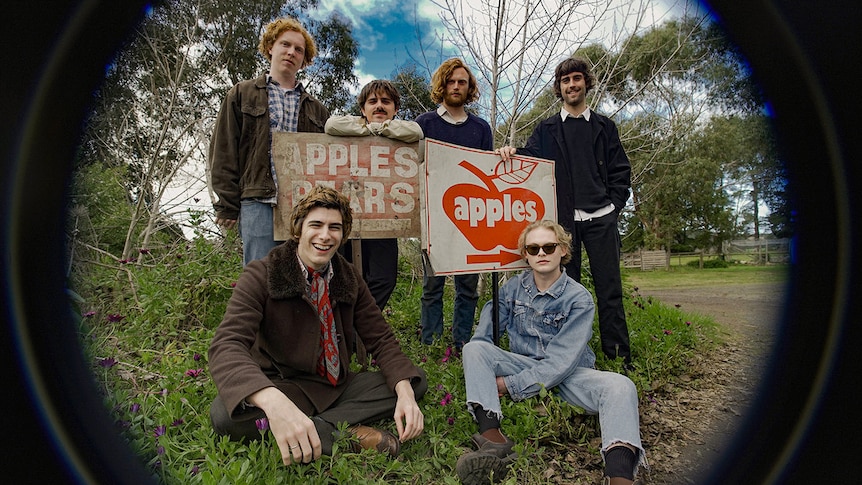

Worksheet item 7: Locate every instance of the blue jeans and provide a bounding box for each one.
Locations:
[462,340,646,473]
[420,273,479,348]
[239,200,281,266]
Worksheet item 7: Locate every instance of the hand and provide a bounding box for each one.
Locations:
[215,217,237,230]
[496,376,509,397]
[494,146,517,162]
[393,379,424,442]
[248,387,322,465]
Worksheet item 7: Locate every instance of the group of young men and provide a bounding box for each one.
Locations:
[207,16,645,485]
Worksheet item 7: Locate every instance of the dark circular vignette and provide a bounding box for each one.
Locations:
[1,1,859,485]
[700,1,860,483]
[3,2,158,484]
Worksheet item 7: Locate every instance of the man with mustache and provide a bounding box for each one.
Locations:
[209,17,329,266]
[415,58,494,351]
[324,80,423,310]
[497,57,634,367]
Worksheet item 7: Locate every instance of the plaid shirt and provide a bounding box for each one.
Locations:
[261,76,303,203]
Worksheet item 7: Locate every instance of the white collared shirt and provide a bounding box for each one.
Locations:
[437,105,468,125]
[560,106,591,122]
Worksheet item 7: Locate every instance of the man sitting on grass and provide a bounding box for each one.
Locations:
[208,185,427,465]
[456,220,647,485]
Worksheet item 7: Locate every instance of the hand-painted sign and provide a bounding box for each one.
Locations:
[422,138,556,275]
[271,132,421,240]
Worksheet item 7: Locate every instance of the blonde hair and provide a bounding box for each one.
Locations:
[429,58,480,105]
[258,17,317,67]
[517,220,573,265]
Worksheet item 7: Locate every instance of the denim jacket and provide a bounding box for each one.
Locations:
[472,269,596,401]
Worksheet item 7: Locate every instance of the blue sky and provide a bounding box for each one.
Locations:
[309,0,447,85]
[309,0,701,90]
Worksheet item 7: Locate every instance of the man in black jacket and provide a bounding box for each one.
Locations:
[497,57,633,365]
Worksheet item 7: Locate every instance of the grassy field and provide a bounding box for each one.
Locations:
[72,237,732,484]
[623,264,789,290]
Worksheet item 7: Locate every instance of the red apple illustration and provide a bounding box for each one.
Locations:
[442,160,545,252]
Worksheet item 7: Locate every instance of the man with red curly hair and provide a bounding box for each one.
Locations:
[209,17,329,266]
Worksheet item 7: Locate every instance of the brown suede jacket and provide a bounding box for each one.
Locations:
[208,73,329,221]
[208,240,421,418]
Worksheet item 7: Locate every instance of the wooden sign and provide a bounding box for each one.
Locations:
[422,138,557,275]
[272,132,421,240]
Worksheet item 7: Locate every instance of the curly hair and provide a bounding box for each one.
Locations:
[258,17,317,67]
[288,185,353,245]
[517,220,573,265]
[429,58,480,105]
[358,80,401,113]
[552,57,596,99]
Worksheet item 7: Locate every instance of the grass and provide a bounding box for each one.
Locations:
[623,264,789,289]
[70,237,755,484]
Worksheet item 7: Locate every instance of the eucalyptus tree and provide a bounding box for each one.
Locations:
[74,0,358,261]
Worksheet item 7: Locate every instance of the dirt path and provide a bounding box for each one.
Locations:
[636,282,785,484]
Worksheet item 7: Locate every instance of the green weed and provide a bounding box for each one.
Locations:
[72,236,724,484]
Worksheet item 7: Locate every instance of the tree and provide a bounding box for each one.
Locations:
[391,62,436,121]
[431,0,613,143]
[75,0,359,260]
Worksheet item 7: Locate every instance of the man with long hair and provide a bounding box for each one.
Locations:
[416,58,494,350]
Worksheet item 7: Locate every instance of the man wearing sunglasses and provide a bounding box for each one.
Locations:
[456,220,646,485]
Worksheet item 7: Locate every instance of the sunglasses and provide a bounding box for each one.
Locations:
[524,243,560,256]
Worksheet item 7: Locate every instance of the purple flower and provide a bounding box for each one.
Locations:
[442,346,453,363]
[440,393,453,406]
[171,419,184,427]
[447,417,455,425]
[663,329,673,335]
[184,368,204,378]
[255,418,269,431]
[153,425,166,438]
[193,353,202,361]
[139,248,150,254]
[106,313,125,323]
[230,281,236,288]
[685,321,692,326]
[190,465,199,476]
[98,357,117,368]
[130,403,141,413]
[82,311,96,318]
[157,445,165,455]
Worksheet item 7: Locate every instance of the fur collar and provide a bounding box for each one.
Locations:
[266,240,359,305]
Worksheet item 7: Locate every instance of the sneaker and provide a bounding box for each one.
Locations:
[455,434,518,485]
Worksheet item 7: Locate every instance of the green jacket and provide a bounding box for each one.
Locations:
[208,74,329,221]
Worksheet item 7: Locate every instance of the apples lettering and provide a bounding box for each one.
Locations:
[443,160,545,251]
